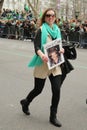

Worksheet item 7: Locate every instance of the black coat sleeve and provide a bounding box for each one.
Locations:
[34,28,41,55]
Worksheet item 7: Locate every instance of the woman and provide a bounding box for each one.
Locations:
[20,8,67,127]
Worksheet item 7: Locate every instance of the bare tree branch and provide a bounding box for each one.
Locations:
[0,0,4,14]
[27,0,39,18]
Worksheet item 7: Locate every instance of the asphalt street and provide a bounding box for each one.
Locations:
[0,38,87,130]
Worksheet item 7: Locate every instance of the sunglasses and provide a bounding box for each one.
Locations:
[45,14,55,18]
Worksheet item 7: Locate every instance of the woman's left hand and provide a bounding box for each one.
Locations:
[59,48,65,54]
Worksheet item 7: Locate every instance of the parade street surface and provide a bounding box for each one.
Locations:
[0,38,87,130]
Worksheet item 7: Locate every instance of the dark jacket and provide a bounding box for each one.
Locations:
[61,56,74,74]
[60,56,74,85]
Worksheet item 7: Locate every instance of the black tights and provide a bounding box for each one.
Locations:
[26,74,62,112]
[26,78,46,103]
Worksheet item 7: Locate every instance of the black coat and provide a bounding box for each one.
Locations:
[60,56,74,85]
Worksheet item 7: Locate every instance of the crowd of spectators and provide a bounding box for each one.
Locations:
[0,8,87,48]
[0,8,37,41]
[57,18,87,48]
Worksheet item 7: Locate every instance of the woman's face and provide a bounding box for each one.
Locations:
[45,10,56,27]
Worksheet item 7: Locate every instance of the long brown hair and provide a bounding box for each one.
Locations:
[40,8,57,26]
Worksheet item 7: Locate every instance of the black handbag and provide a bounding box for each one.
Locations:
[63,43,77,60]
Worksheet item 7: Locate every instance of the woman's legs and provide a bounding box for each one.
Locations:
[20,78,46,115]
[26,78,46,103]
[49,74,62,112]
[49,74,62,127]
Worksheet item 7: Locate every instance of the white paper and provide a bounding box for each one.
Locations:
[44,39,65,70]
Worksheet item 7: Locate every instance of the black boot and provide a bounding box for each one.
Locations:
[20,99,30,115]
[50,115,62,127]
[49,108,62,127]
[86,99,87,104]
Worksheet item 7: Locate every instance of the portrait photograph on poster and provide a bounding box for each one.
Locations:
[44,39,65,70]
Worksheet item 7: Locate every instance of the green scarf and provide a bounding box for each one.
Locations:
[28,23,61,67]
